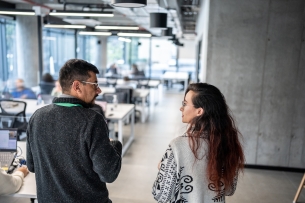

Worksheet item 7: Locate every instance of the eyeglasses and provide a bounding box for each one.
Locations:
[181,101,194,108]
[81,81,100,89]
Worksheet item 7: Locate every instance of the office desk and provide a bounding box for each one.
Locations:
[99,87,150,123]
[9,141,36,198]
[105,104,135,156]
[13,99,135,156]
[161,71,189,92]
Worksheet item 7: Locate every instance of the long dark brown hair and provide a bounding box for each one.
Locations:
[185,83,245,193]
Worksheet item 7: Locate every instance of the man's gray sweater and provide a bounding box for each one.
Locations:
[26,97,122,203]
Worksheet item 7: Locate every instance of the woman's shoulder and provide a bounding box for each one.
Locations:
[169,135,189,148]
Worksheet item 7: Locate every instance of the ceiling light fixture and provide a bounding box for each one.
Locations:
[111,0,147,8]
[44,24,86,29]
[150,13,167,29]
[0,9,35,16]
[95,26,139,30]
[118,37,131,43]
[79,31,112,36]
[117,32,151,37]
[49,10,113,17]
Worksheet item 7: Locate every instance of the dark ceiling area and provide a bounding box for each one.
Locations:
[0,0,201,39]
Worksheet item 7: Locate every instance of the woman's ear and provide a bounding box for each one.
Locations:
[197,108,204,116]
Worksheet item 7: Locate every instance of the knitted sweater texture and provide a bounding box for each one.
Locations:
[152,135,238,203]
[26,97,122,203]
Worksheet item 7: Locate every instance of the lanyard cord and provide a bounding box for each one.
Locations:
[54,103,83,107]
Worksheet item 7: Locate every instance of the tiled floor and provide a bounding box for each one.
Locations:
[1,89,305,203]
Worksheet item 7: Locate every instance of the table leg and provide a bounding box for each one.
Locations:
[118,120,123,145]
[122,110,135,156]
[141,96,146,123]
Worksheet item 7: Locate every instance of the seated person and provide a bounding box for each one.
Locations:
[39,73,55,95]
[10,79,37,99]
[106,63,119,76]
[130,64,145,77]
[51,80,62,97]
[0,166,29,195]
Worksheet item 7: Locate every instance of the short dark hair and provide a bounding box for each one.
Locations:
[59,59,99,93]
[42,73,54,83]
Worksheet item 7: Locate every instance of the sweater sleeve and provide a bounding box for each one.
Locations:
[26,121,35,173]
[152,145,177,203]
[0,169,24,195]
[89,119,122,183]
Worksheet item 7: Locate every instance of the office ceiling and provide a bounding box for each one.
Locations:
[1,0,201,39]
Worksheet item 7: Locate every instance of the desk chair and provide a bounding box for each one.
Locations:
[106,77,117,87]
[137,78,150,89]
[0,100,28,141]
[39,82,55,94]
[102,92,128,104]
[41,94,54,104]
[293,173,305,203]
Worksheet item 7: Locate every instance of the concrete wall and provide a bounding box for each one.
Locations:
[205,0,305,167]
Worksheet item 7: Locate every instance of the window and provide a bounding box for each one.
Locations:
[77,35,99,65]
[43,28,75,79]
[0,18,17,84]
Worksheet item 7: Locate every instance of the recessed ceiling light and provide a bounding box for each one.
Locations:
[117,32,151,37]
[0,9,35,16]
[49,11,113,17]
[79,31,112,36]
[95,26,139,30]
[44,24,86,29]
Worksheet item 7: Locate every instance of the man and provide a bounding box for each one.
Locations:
[11,79,37,99]
[26,59,122,203]
[0,166,29,195]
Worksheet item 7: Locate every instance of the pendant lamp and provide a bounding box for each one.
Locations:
[111,0,147,8]
[150,13,167,29]
[162,27,173,36]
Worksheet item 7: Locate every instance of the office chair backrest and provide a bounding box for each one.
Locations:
[41,94,54,104]
[115,88,133,104]
[102,92,128,104]
[106,78,117,87]
[39,82,55,94]
[0,100,28,140]
[137,78,150,89]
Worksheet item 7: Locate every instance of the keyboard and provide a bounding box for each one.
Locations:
[0,152,15,171]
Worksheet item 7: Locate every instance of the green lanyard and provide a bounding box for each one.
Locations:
[54,103,83,107]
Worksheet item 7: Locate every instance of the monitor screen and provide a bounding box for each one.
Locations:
[0,129,17,152]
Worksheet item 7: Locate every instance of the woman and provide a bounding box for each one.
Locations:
[152,83,245,203]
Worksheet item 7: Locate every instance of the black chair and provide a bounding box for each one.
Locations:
[115,88,133,104]
[39,82,55,94]
[0,100,28,140]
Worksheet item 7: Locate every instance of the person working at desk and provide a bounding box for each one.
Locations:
[0,166,29,195]
[10,79,37,99]
[26,59,122,203]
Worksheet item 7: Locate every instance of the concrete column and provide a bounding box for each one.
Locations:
[16,15,41,87]
[95,36,108,77]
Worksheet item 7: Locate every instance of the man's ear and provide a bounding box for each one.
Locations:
[197,108,204,116]
[71,81,81,93]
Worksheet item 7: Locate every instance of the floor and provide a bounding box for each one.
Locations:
[1,88,305,203]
